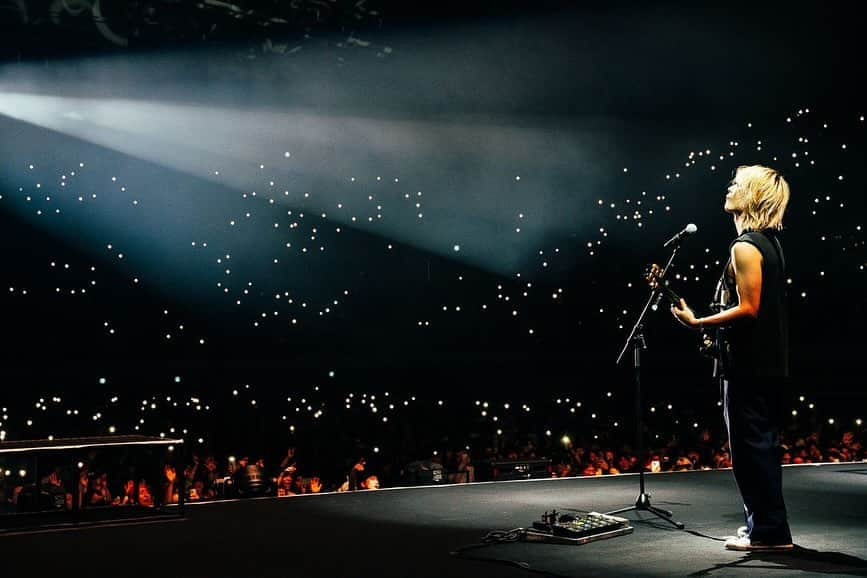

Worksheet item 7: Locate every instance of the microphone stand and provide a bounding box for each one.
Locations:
[605,241,685,529]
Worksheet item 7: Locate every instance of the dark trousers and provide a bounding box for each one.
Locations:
[723,377,792,544]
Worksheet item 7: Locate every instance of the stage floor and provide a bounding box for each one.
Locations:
[2,463,866,577]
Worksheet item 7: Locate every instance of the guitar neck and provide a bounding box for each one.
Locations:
[657,283,682,306]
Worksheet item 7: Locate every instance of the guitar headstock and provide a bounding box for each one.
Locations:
[644,263,665,290]
[644,263,682,306]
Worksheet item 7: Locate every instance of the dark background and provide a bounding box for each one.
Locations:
[0,0,864,472]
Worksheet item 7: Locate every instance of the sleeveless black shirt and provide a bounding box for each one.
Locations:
[718,229,789,379]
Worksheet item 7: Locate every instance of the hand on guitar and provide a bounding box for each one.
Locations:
[670,298,700,330]
[671,298,724,360]
[672,298,720,359]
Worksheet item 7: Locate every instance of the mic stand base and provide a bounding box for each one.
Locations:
[605,492,684,529]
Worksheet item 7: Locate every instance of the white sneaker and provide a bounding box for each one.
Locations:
[725,535,793,551]
[737,526,748,538]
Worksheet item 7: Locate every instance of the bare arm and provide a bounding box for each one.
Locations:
[698,242,762,327]
[671,241,763,329]
[164,465,177,504]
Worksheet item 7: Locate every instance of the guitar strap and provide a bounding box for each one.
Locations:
[712,267,729,391]
[769,232,786,275]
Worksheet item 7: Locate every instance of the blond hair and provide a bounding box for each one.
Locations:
[732,165,790,230]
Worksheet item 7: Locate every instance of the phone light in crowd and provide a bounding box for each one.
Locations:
[561,435,571,447]
[19,469,27,478]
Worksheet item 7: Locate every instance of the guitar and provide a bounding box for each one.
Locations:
[644,263,719,360]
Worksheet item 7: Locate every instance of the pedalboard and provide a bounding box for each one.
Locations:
[523,510,634,545]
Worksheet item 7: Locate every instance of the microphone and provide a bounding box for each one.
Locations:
[663,223,698,248]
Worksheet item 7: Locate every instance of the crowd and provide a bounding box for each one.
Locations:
[546,429,865,477]
[1,427,863,513]
[0,446,379,512]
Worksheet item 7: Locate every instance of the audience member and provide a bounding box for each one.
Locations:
[348,457,366,491]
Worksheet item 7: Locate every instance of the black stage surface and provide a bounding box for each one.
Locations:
[2,463,866,577]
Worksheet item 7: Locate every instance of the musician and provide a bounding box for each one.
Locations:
[671,165,793,551]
